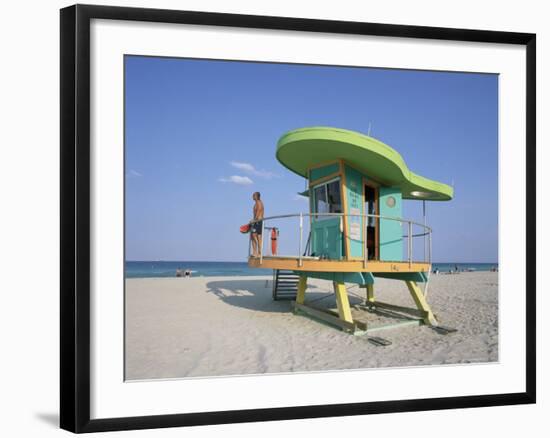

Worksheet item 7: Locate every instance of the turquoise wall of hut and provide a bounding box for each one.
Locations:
[379,186,403,261]
[307,160,404,262]
[343,164,364,259]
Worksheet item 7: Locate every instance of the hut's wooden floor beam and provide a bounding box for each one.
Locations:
[249,256,430,273]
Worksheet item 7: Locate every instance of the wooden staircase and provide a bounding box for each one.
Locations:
[272,269,300,301]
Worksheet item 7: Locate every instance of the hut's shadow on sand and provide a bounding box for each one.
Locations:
[206,279,364,313]
[205,279,304,313]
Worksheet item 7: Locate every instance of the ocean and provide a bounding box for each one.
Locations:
[125,261,498,278]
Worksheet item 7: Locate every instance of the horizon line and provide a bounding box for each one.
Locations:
[126,259,499,264]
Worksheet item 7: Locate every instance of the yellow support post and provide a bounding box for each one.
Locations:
[333,281,354,324]
[366,283,375,303]
[296,275,308,304]
[405,281,437,326]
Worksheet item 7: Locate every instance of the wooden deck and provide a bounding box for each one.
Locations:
[248,256,430,273]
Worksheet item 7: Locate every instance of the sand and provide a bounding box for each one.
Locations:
[125,272,498,380]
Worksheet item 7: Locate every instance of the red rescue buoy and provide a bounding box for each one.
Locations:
[271,228,278,255]
[240,224,250,234]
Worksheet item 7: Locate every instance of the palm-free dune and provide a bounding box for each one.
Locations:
[125,272,498,380]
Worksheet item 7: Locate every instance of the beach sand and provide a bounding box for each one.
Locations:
[125,272,498,380]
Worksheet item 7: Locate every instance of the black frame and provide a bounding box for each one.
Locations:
[60,4,536,433]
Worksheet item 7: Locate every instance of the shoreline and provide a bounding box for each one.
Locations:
[125,269,497,280]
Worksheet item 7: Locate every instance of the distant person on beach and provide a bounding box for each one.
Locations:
[185,269,191,278]
[250,191,264,257]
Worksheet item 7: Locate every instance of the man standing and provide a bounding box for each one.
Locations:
[250,192,264,257]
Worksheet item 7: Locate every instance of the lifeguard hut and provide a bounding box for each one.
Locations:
[248,127,454,336]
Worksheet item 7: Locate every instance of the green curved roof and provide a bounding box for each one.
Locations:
[276,127,453,201]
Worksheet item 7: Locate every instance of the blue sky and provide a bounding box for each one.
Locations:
[125,56,498,263]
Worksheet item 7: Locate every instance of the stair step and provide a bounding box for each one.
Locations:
[273,269,300,301]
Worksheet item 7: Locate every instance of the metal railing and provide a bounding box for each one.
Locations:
[248,212,432,267]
